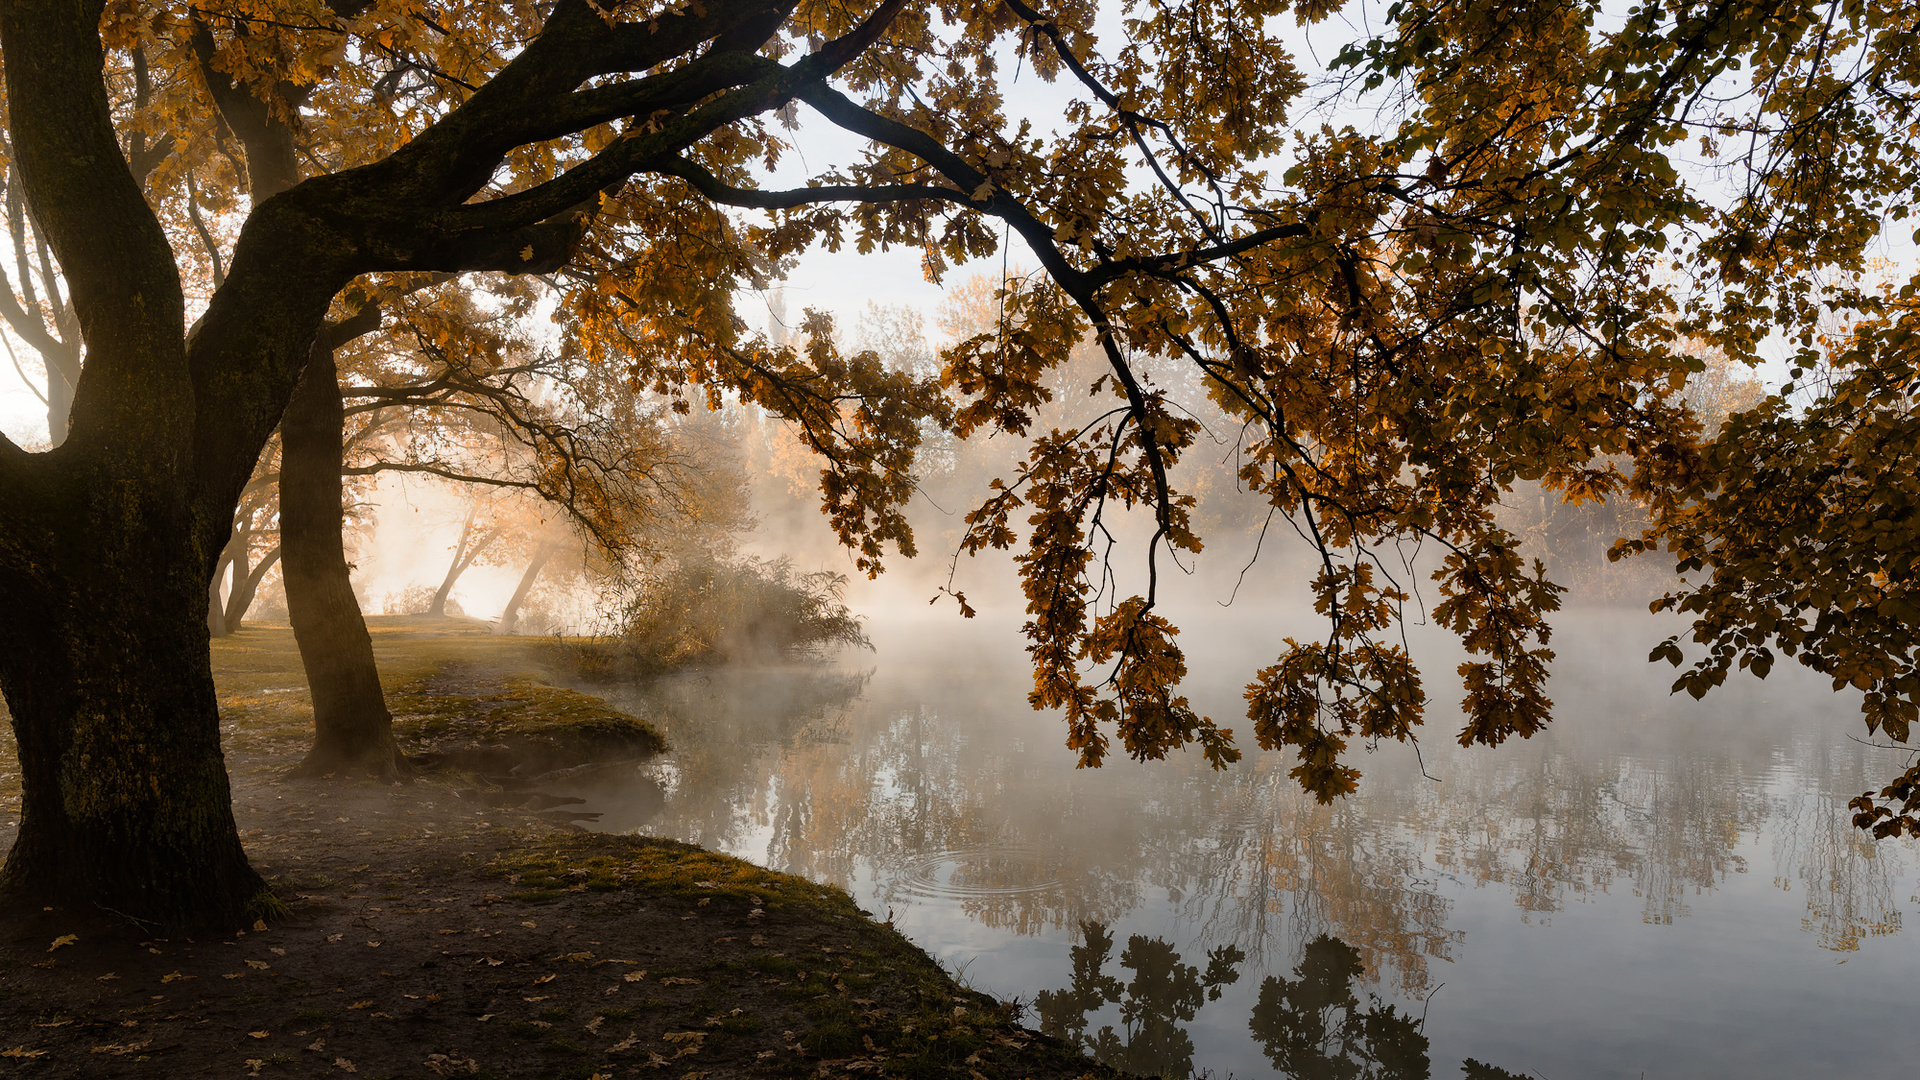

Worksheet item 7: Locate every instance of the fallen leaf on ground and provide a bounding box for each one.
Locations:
[334,1058,357,1073]
[423,1053,479,1076]
[47,934,78,952]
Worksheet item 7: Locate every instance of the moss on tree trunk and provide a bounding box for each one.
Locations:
[0,509,270,931]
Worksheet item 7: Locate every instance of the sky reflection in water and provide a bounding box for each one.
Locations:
[558,609,1918,1079]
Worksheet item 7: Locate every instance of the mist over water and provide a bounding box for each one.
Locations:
[540,605,1919,1079]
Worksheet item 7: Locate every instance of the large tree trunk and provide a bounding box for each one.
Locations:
[497,540,557,634]
[0,503,269,931]
[0,0,620,932]
[281,344,407,780]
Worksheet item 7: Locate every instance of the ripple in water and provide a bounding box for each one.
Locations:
[890,846,1064,899]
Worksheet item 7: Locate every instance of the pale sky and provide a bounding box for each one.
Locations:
[2,8,1903,444]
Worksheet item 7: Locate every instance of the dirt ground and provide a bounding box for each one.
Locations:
[0,620,1118,1080]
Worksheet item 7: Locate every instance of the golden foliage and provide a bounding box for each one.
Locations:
[11,0,1920,830]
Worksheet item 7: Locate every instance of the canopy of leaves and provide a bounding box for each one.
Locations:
[8,0,1920,831]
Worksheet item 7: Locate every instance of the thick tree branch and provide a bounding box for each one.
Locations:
[650,154,968,210]
[0,0,188,463]
[184,174,227,289]
[0,264,65,361]
[189,20,302,199]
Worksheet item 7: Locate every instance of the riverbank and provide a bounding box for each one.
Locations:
[0,619,1118,1080]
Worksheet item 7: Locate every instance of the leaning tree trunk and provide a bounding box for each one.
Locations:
[208,548,234,636]
[280,344,407,780]
[223,545,280,630]
[497,540,557,634]
[206,526,251,636]
[428,507,493,617]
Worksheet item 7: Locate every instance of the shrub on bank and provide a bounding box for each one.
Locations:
[558,555,869,677]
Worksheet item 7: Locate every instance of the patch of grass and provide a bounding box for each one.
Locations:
[801,1020,860,1058]
[208,616,667,768]
[746,954,799,977]
[390,673,666,761]
[488,832,853,915]
[716,1013,761,1035]
[505,1020,548,1040]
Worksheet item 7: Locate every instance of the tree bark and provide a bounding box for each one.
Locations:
[0,0,792,933]
[498,541,557,634]
[0,547,270,930]
[280,344,407,780]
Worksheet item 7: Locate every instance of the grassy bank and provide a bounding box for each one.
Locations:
[0,619,1120,1080]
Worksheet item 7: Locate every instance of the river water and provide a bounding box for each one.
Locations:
[555,609,1918,1078]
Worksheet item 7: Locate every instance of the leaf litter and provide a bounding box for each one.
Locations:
[0,628,1118,1079]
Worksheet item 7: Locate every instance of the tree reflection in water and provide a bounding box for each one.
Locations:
[1038,924,1526,1080]
[1035,922,1244,1078]
[567,625,1918,1076]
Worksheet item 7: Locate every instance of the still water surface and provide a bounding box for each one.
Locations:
[556,610,1918,1078]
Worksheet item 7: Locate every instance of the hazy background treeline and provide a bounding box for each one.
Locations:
[206,273,1767,659]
